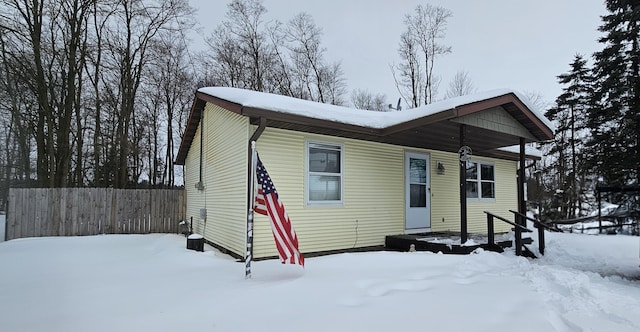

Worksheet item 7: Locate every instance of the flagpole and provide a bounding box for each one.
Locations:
[245,141,257,279]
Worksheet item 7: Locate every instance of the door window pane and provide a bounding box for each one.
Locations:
[410,158,427,183]
[410,184,427,207]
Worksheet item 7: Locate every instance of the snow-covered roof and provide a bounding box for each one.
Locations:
[176,87,554,164]
[198,87,555,131]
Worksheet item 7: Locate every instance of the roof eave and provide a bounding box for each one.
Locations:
[175,89,554,165]
[241,106,382,136]
[381,108,458,136]
[174,91,382,165]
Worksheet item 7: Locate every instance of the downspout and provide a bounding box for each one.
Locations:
[245,117,267,265]
[197,104,205,236]
[249,117,268,146]
[196,105,205,191]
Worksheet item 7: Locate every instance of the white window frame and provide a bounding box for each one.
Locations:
[466,160,496,202]
[305,140,344,206]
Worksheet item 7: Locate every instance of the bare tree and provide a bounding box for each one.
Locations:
[0,0,195,189]
[0,0,192,191]
[104,0,194,188]
[140,34,194,187]
[351,89,387,111]
[202,0,273,92]
[445,70,476,98]
[391,31,421,108]
[0,0,95,187]
[282,13,346,105]
[265,20,294,96]
[84,1,118,186]
[319,61,346,106]
[229,0,272,91]
[285,12,328,102]
[0,26,33,180]
[201,3,346,105]
[392,4,452,108]
[203,26,247,88]
[0,26,35,205]
[523,90,552,112]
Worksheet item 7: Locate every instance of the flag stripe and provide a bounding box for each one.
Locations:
[267,196,301,264]
[254,188,267,215]
[266,195,300,262]
[253,154,304,267]
[275,204,300,257]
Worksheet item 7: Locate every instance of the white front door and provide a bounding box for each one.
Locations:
[405,152,431,232]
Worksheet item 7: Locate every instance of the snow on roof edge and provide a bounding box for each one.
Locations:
[497,145,543,158]
[197,87,554,132]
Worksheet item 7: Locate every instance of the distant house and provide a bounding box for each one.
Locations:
[175,87,553,259]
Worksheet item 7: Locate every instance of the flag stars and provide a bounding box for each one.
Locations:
[257,160,278,195]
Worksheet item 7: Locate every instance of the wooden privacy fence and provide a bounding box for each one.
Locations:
[5,188,185,241]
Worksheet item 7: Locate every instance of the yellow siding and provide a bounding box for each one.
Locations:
[252,127,404,258]
[184,123,205,233]
[429,152,518,233]
[184,103,249,257]
[184,104,521,258]
[467,157,518,233]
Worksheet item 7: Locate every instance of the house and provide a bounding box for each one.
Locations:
[175,87,554,259]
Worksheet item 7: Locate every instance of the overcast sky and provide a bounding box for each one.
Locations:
[191,0,606,109]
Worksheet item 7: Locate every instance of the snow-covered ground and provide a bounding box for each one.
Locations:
[558,220,617,235]
[1,231,639,332]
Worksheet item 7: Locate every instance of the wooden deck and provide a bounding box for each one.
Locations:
[385,232,532,255]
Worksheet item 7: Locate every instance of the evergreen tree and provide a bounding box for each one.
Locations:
[587,0,640,185]
[544,55,593,218]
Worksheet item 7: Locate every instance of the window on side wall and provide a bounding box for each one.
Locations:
[466,161,495,201]
[306,141,343,205]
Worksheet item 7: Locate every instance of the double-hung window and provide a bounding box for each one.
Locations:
[306,141,343,205]
[466,161,495,200]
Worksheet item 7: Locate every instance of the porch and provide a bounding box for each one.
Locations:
[386,210,559,257]
[384,231,532,255]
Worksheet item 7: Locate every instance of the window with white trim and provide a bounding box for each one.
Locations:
[466,161,495,200]
[306,141,343,204]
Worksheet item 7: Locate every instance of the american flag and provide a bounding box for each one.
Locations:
[254,155,304,267]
